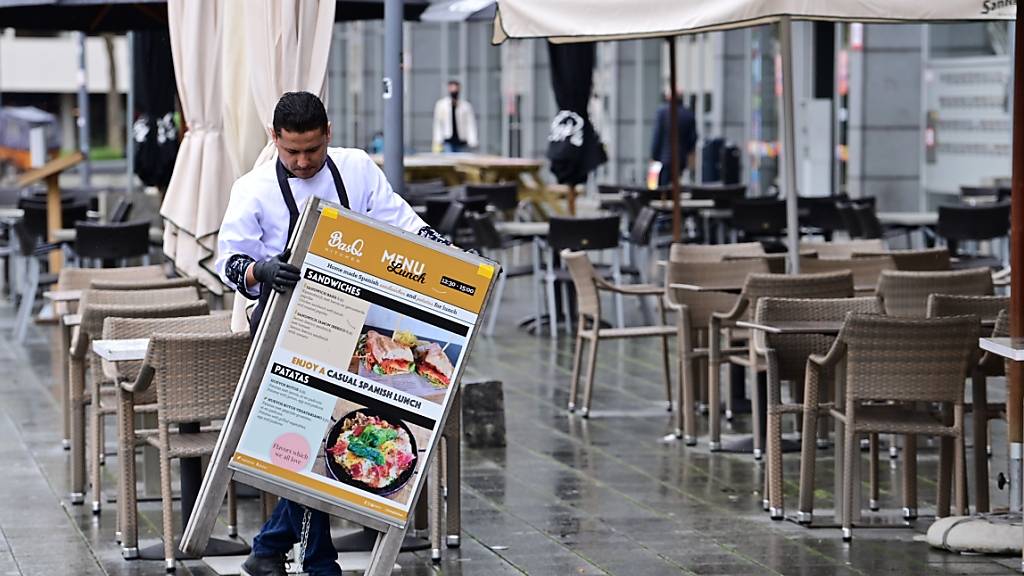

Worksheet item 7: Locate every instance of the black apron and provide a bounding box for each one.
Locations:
[249,156,350,337]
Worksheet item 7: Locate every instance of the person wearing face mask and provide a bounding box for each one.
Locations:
[216,91,449,576]
[432,80,478,153]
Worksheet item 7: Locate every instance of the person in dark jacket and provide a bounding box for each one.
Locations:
[650,90,698,186]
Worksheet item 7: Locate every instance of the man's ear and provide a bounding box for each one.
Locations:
[269,124,278,143]
[326,122,333,144]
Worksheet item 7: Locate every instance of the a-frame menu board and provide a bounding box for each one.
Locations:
[182,198,499,575]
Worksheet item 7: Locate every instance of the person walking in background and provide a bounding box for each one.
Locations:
[432,80,478,153]
[650,88,698,186]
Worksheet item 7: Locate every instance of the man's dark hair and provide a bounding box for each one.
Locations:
[448,80,461,88]
[273,91,328,136]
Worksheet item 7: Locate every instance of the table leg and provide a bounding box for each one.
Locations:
[60,322,72,448]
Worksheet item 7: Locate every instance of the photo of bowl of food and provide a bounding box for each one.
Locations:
[323,409,418,496]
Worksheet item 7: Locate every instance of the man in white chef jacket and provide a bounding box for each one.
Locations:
[217,91,448,576]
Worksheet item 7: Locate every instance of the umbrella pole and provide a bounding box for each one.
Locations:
[384,0,405,196]
[1011,8,1024,537]
[779,16,799,273]
[668,37,681,242]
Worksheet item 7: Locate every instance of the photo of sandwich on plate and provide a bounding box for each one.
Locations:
[362,330,415,376]
[414,342,454,389]
[351,320,462,405]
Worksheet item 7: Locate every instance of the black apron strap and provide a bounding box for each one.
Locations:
[276,160,302,241]
[253,156,351,336]
[325,155,350,210]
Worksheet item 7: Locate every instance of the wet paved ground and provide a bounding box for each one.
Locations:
[0,280,1021,575]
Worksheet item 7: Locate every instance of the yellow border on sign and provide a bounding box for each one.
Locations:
[232,453,408,522]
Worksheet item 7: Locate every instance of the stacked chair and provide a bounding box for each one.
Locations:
[818,314,979,541]
[70,286,206,511]
[663,253,769,445]
[707,271,854,456]
[755,296,882,520]
[50,265,178,448]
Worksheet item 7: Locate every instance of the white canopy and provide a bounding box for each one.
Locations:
[492,0,1016,274]
[493,0,1015,43]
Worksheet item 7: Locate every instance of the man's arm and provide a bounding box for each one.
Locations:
[216,182,265,299]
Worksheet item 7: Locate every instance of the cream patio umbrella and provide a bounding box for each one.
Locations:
[221,0,337,333]
[162,0,232,295]
[493,0,1024,555]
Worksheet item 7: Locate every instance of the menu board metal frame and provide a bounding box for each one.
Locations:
[181,198,500,575]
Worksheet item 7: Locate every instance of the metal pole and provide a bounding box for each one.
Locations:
[77,32,91,188]
[1009,10,1024,534]
[126,32,135,197]
[779,17,799,273]
[668,37,681,242]
[384,0,404,196]
[0,31,4,109]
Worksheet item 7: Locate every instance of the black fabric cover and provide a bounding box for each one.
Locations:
[545,42,606,186]
[132,28,178,188]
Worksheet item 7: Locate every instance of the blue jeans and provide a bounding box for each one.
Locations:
[443,141,467,153]
[252,499,340,576]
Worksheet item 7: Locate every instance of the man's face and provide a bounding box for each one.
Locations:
[273,125,331,179]
[448,83,460,98]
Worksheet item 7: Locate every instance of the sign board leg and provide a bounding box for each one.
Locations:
[180,454,234,556]
[365,525,406,576]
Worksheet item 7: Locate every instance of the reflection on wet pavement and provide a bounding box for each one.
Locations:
[0,287,1018,575]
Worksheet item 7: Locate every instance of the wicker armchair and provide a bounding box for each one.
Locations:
[798,256,894,296]
[799,239,885,260]
[90,276,201,292]
[708,271,853,454]
[814,314,979,541]
[130,330,250,571]
[663,256,769,444]
[877,268,994,318]
[754,297,882,521]
[669,241,765,263]
[927,295,1009,514]
[853,247,951,271]
[67,287,206,507]
[562,249,674,417]
[52,265,167,447]
[106,313,233,558]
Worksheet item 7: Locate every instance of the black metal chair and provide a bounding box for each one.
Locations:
[423,199,452,229]
[465,183,518,215]
[18,199,90,244]
[11,221,60,342]
[73,220,151,267]
[460,195,489,215]
[852,200,916,246]
[960,186,1001,205]
[731,197,787,252]
[687,184,747,209]
[435,201,465,241]
[545,215,625,338]
[799,194,847,240]
[466,213,534,336]
[937,202,1010,269]
[836,201,862,239]
[109,198,134,223]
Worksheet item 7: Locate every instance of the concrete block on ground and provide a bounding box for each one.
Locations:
[462,380,506,448]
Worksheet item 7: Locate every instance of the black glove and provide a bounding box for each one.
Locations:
[252,250,301,293]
